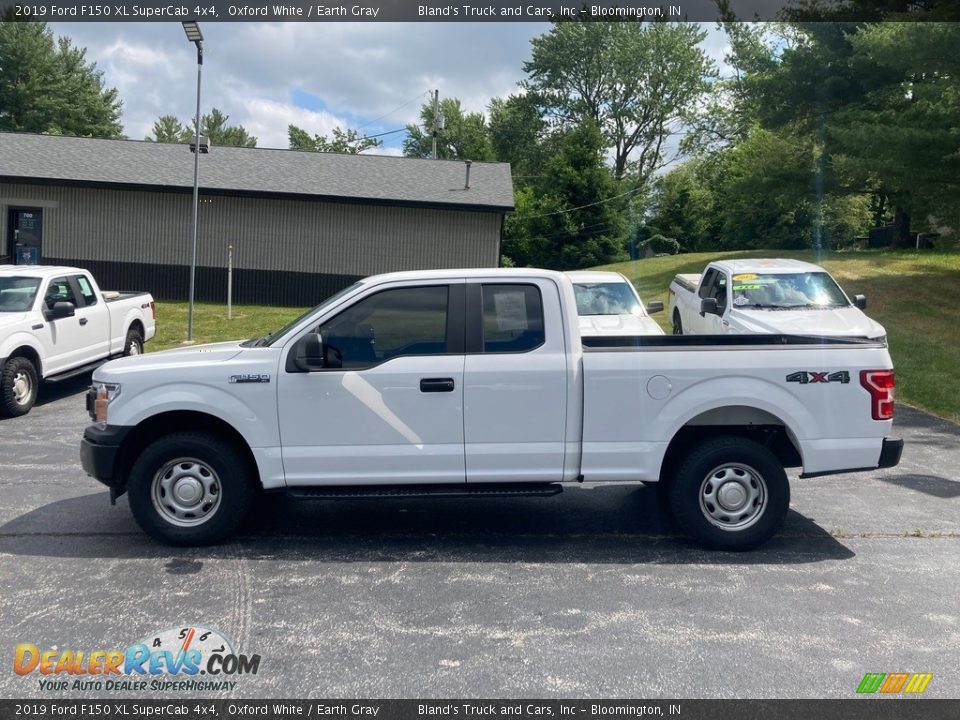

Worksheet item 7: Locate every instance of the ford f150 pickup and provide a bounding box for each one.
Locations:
[80,268,901,550]
[567,271,665,337]
[667,258,887,342]
[1,266,156,417]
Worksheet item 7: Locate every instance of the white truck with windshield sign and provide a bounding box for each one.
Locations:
[80,268,901,550]
[566,271,664,337]
[0,265,156,417]
[668,258,886,342]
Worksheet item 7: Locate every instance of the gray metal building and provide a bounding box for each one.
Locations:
[0,133,513,305]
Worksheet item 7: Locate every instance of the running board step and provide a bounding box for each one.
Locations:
[287,483,563,500]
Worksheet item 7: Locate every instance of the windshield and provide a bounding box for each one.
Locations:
[0,277,41,312]
[731,272,849,309]
[258,282,363,346]
[574,282,643,316]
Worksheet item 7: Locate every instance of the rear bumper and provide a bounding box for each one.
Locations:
[80,424,131,488]
[800,437,903,478]
[877,437,904,469]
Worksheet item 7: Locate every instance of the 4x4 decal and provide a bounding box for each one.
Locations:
[786,371,850,384]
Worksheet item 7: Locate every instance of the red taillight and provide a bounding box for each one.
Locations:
[150,301,156,318]
[860,369,895,420]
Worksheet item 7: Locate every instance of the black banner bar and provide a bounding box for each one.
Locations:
[0,0,957,22]
[1,700,959,720]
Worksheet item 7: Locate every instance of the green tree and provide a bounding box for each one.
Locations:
[522,20,715,182]
[147,107,257,147]
[288,124,381,153]
[503,120,626,269]
[403,97,493,161]
[0,20,122,137]
[146,115,186,143]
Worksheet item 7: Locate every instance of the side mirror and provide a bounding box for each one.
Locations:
[854,294,867,310]
[645,301,664,314]
[700,297,719,317]
[293,333,325,372]
[48,301,76,320]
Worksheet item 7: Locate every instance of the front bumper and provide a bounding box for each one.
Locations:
[80,424,131,488]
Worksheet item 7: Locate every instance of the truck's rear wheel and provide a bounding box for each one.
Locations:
[668,436,789,550]
[672,310,683,335]
[127,432,254,546]
[124,327,144,356]
[1,356,38,417]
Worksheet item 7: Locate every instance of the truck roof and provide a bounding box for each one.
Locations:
[0,265,86,278]
[361,267,569,286]
[709,258,827,274]
[564,271,630,284]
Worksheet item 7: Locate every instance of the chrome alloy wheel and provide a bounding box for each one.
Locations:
[127,341,141,355]
[151,458,222,527]
[12,370,33,406]
[698,462,767,531]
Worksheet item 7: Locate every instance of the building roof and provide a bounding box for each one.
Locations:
[0,132,514,212]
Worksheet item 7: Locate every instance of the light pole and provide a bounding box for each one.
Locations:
[182,21,204,342]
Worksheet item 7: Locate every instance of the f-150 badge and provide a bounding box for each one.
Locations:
[229,374,271,383]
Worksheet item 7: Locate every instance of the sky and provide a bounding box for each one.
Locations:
[49,22,731,155]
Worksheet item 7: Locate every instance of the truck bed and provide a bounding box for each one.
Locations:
[673,273,701,293]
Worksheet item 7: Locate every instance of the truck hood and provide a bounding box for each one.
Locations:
[0,313,27,332]
[731,306,886,338]
[578,314,665,336]
[94,340,246,378]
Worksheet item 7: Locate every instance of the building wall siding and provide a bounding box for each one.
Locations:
[1,181,502,305]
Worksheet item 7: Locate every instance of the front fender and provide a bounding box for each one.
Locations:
[0,333,44,375]
[108,382,280,449]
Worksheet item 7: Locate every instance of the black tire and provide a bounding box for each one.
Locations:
[667,436,789,551]
[672,310,683,335]
[127,432,255,546]
[123,327,144,356]
[1,356,39,417]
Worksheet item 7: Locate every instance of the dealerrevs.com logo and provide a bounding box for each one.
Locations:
[14,626,261,693]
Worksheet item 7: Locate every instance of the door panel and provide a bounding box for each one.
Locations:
[278,282,466,486]
[463,281,568,483]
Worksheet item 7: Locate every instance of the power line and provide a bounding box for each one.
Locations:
[357,90,431,130]
[512,185,644,221]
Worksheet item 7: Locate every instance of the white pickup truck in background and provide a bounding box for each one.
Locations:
[0,265,156,417]
[80,268,901,551]
[567,270,664,336]
[668,258,887,342]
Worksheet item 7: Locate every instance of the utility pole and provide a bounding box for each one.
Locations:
[431,89,439,160]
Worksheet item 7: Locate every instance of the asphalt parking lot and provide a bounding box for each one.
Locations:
[0,376,958,699]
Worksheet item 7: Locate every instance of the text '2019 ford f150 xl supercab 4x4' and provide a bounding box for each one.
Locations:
[80,268,901,550]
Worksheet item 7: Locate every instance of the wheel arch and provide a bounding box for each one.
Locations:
[658,405,803,485]
[4,344,43,378]
[115,411,261,492]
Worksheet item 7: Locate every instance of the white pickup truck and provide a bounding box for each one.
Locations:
[0,265,156,417]
[667,258,887,342]
[80,268,901,550]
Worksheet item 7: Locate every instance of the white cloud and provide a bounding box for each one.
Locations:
[49,21,731,152]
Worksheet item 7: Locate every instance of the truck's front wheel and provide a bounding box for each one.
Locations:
[1,356,38,417]
[127,432,254,546]
[668,436,789,550]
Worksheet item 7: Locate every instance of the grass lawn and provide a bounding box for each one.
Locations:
[596,248,960,423]
[151,302,307,351]
[148,248,960,423]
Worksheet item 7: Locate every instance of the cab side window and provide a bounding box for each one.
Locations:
[319,285,449,369]
[73,275,98,306]
[481,284,544,353]
[699,269,717,299]
[710,273,728,312]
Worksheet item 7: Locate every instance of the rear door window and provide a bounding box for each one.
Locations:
[481,284,545,353]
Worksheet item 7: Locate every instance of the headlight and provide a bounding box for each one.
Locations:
[870,334,887,345]
[93,382,121,426]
